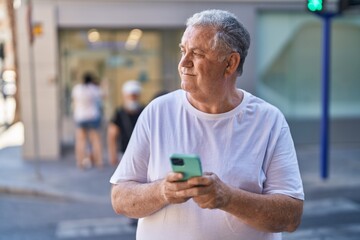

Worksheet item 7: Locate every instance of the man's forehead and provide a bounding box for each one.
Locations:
[180,26,215,48]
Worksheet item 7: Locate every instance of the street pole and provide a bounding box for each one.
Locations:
[308,0,358,180]
[320,14,332,180]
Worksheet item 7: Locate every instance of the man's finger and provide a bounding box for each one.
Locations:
[176,185,210,198]
[166,172,184,182]
[187,176,212,186]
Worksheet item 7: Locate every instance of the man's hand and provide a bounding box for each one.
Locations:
[160,172,192,204]
[169,172,303,233]
[174,172,231,209]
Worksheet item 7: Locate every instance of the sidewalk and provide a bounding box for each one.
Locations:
[0,122,115,204]
[296,142,360,200]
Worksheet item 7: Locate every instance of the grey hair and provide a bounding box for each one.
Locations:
[186,9,251,76]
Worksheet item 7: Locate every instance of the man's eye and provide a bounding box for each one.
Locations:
[192,50,204,56]
[193,52,204,57]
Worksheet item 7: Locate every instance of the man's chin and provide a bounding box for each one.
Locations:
[180,82,193,92]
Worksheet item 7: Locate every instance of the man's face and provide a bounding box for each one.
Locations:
[124,93,140,102]
[123,93,140,111]
[178,26,228,97]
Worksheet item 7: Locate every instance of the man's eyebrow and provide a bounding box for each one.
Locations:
[178,44,206,53]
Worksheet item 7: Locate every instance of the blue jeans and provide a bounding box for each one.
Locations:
[76,118,101,129]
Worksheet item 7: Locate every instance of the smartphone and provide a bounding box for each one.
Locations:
[170,153,203,181]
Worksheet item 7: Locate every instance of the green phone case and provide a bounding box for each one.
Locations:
[170,153,203,181]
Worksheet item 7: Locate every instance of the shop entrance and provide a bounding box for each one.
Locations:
[59,28,182,145]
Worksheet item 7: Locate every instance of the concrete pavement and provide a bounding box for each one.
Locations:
[1,122,360,239]
[0,122,114,204]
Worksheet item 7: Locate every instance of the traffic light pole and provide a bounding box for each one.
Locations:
[320,14,331,179]
[309,1,358,180]
[319,12,336,179]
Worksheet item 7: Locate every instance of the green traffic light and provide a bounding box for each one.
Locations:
[308,0,324,12]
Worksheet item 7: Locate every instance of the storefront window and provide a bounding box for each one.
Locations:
[59,28,183,144]
[257,12,360,119]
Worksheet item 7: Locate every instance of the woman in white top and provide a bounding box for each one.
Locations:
[72,72,103,169]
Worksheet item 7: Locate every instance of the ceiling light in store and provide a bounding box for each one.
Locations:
[13,0,22,9]
[125,29,143,51]
[88,29,100,43]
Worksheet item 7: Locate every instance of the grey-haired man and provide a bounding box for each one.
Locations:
[110,9,304,240]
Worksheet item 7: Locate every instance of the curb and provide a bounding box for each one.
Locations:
[0,185,74,201]
[0,184,110,204]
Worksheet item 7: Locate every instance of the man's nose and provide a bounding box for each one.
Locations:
[179,53,193,68]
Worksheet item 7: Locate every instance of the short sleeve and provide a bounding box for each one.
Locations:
[110,108,121,126]
[110,107,150,184]
[263,126,305,200]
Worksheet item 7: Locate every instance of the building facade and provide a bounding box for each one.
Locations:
[15,0,360,160]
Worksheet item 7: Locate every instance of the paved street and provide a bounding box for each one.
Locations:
[284,197,360,240]
[0,194,136,240]
[2,193,360,240]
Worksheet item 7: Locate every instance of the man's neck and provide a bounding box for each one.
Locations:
[187,89,243,114]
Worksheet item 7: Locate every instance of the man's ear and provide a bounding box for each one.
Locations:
[225,52,240,75]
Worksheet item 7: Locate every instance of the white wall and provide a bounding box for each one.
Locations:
[16,1,60,160]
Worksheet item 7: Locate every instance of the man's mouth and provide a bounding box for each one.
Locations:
[182,71,195,76]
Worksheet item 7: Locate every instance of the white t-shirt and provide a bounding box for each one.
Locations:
[72,83,102,122]
[110,89,304,240]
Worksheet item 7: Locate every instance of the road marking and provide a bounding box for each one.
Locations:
[56,217,136,239]
[303,198,360,217]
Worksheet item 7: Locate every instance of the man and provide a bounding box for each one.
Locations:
[110,9,304,240]
[107,80,144,166]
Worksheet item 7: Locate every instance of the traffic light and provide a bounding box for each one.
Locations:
[307,0,325,12]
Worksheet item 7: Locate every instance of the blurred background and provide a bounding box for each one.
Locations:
[0,0,359,239]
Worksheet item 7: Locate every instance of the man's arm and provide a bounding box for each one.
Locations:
[111,173,194,218]
[111,181,166,218]
[222,187,303,233]
[178,173,303,233]
[107,123,119,166]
